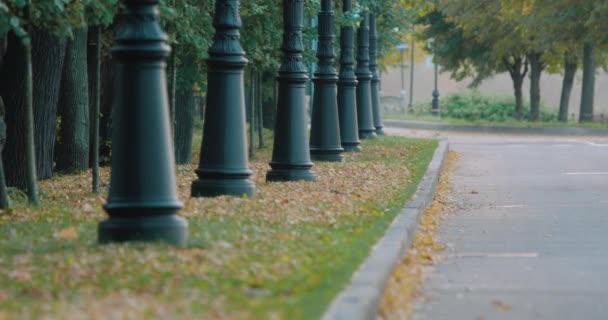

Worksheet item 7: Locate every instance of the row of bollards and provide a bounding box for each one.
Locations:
[98,0,385,247]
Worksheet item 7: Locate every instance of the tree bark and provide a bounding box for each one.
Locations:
[0,97,10,209]
[56,29,90,172]
[504,56,528,120]
[559,53,577,122]
[174,82,195,165]
[579,43,595,122]
[1,33,30,192]
[528,52,544,122]
[99,54,115,166]
[87,26,102,192]
[31,29,67,179]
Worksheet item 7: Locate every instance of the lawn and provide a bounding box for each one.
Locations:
[384,114,608,129]
[0,135,438,319]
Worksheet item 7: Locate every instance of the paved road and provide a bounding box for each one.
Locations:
[386,128,608,320]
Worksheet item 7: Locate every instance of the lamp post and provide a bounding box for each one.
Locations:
[369,13,384,135]
[395,43,408,113]
[309,0,344,162]
[337,0,361,152]
[408,29,415,112]
[430,39,440,117]
[99,0,187,247]
[355,13,376,139]
[432,60,440,117]
[191,0,255,197]
[267,0,316,182]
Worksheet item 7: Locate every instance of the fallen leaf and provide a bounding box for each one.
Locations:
[54,227,79,240]
[492,300,512,311]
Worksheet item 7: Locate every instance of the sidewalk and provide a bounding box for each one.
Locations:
[388,128,608,320]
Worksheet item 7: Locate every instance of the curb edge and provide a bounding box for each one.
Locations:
[384,119,608,136]
[321,139,450,320]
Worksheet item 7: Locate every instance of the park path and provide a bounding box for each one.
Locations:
[386,127,608,320]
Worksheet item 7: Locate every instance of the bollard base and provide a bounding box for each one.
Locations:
[342,142,362,153]
[98,214,188,247]
[191,178,256,198]
[375,127,385,135]
[359,130,377,140]
[267,165,316,182]
[310,148,345,162]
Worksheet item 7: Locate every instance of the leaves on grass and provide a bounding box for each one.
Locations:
[0,137,439,319]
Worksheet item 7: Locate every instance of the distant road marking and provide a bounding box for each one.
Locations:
[449,252,539,259]
[564,172,608,175]
[567,139,608,147]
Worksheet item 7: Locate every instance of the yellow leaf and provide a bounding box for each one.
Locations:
[54,227,79,240]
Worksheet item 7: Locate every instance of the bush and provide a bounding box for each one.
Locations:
[411,90,558,122]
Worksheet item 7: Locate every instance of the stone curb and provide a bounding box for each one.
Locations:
[321,139,449,320]
[384,119,608,136]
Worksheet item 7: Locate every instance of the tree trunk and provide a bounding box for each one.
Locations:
[1,33,32,193]
[528,52,543,122]
[31,29,67,179]
[559,53,577,122]
[99,54,115,166]
[579,43,595,122]
[0,97,10,209]
[257,71,264,149]
[168,48,177,137]
[248,69,256,158]
[56,29,90,172]
[504,56,528,120]
[263,71,277,130]
[174,83,195,165]
[88,26,102,192]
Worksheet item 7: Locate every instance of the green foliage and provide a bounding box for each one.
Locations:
[413,90,558,122]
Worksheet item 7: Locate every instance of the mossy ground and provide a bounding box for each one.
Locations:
[0,135,438,319]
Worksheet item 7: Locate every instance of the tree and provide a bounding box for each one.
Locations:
[55,28,90,172]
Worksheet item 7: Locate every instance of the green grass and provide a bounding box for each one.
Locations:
[384,113,608,129]
[0,136,438,319]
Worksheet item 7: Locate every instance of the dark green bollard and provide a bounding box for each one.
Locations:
[191,0,255,197]
[369,13,385,135]
[432,62,440,116]
[355,13,376,140]
[309,0,344,162]
[337,0,361,152]
[267,0,316,182]
[99,0,187,247]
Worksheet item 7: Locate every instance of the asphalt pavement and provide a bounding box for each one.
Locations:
[385,127,608,320]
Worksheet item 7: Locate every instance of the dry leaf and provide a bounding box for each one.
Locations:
[54,227,79,240]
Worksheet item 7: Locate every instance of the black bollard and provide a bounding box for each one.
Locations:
[99,0,188,247]
[309,0,344,162]
[337,0,362,152]
[369,13,385,135]
[267,0,316,182]
[191,0,255,198]
[355,13,376,140]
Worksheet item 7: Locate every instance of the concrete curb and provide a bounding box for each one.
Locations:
[322,139,450,320]
[384,119,608,136]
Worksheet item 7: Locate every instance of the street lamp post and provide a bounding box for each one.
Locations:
[432,58,440,117]
[267,0,316,182]
[99,0,188,247]
[369,13,384,135]
[355,13,376,140]
[337,0,361,152]
[191,0,255,197]
[408,29,415,112]
[395,43,408,114]
[309,0,344,162]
